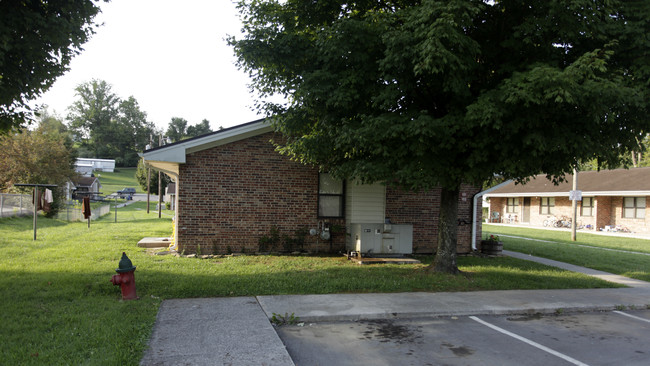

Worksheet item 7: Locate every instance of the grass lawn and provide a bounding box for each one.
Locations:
[483,224,650,282]
[95,168,141,195]
[1,208,622,365]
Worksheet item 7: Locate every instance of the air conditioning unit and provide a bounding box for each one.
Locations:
[348,223,413,255]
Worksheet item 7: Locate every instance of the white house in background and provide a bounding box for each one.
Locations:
[70,176,103,201]
[75,160,93,176]
[75,158,116,174]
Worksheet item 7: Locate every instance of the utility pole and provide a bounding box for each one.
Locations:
[571,167,579,241]
[146,135,152,214]
[158,134,163,219]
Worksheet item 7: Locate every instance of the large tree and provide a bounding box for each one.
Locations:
[114,96,157,167]
[0,115,77,215]
[0,0,107,132]
[67,79,120,158]
[166,117,212,142]
[231,0,650,273]
[67,80,157,166]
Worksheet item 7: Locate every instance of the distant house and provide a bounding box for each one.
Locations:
[141,119,482,255]
[165,183,176,210]
[75,158,115,174]
[75,160,94,176]
[71,176,103,201]
[484,168,650,233]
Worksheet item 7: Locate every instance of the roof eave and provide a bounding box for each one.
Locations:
[139,119,273,177]
[140,119,272,164]
[485,191,650,198]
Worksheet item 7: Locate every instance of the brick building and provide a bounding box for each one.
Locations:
[142,119,482,254]
[484,168,650,233]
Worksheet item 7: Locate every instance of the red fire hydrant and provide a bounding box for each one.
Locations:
[110,252,139,300]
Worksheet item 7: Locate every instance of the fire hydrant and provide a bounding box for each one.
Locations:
[110,252,139,300]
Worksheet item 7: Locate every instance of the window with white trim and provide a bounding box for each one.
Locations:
[623,197,645,219]
[581,197,593,217]
[506,197,519,213]
[318,173,344,218]
[540,197,555,215]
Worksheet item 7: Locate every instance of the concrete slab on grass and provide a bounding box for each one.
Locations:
[137,237,172,248]
[140,297,294,366]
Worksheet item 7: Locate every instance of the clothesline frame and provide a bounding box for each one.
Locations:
[13,183,58,241]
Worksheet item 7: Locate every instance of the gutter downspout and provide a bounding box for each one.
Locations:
[471,180,513,251]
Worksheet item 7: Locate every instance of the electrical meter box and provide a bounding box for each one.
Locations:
[348,223,413,255]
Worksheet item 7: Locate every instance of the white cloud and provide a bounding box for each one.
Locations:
[35,0,263,131]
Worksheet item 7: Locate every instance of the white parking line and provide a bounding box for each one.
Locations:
[613,311,650,324]
[469,316,590,366]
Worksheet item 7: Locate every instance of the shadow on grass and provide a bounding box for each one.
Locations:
[0,214,70,233]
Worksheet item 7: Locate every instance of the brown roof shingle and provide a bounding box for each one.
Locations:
[487,167,650,196]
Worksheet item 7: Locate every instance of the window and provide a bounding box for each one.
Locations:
[506,198,519,213]
[581,197,593,217]
[318,173,344,218]
[540,197,555,215]
[623,197,645,219]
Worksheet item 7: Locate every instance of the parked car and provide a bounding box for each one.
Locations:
[117,187,136,199]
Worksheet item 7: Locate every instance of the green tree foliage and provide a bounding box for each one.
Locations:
[135,158,170,197]
[629,133,650,167]
[39,109,78,171]
[187,119,213,138]
[67,79,157,166]
[67,79,119,157]
[166,117,212,142]
[0,0,106,132]
[0,116,77,215]
[231,0,650,273]
[115,96,157,167]
[166,117,188,143]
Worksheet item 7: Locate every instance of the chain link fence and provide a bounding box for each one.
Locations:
[0,194,33,218]
[0,193,111,221]
[55,202,111,221]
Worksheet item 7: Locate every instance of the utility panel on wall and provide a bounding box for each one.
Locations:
[348,223,413,255]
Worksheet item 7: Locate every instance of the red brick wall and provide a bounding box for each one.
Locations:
[488,198,505,222]
[177,132,344,254]
[176,131,480,254]
[385,184,480,254]
[385,187,439,254]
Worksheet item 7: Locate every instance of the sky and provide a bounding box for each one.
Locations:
[35,0,264,131]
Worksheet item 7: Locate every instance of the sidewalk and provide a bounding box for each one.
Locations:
[140,252,650,366]
[257,251,650,322]
[486,222,650,240]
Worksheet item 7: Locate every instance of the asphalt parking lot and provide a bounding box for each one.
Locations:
[276,309,650,366]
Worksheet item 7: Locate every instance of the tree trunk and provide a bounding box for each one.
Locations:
[428,186,460,274]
